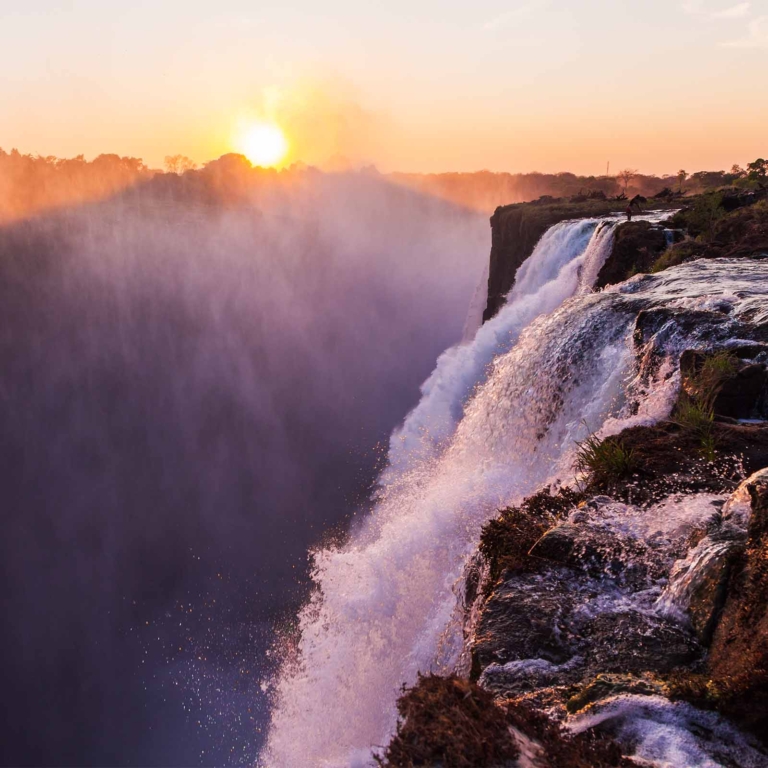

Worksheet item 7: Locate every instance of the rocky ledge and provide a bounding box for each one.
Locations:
[379,314,768,766]
[483,198,679,322]
[484,188,768,321]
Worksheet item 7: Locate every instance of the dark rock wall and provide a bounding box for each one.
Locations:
[594,221,668,288]
[483,206,555,322]
[483,199,676,322]
[707,469,768,737]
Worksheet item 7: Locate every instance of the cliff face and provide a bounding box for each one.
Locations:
[594,220,669,288]
[483,199,676,321]
[483,205,556,322]
[484,193,767,322]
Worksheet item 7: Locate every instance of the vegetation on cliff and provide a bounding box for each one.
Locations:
[377,674,634,768]
[653,196,768,273]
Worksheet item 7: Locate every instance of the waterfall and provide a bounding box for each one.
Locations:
[384,216,617,477]
[264,212,768,765]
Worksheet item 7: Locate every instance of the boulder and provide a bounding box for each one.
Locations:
[471,572,578,677]
[575,611,702,677]
[680,349,768,420]
[716,363,768,419]
[707,469,768,742]
[658,527,746,645]
[528,521,662,585]
[595,221,668,289]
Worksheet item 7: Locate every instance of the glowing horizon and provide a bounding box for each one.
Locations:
[2,1,767,175]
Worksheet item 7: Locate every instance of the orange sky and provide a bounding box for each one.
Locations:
[2,1,767,175]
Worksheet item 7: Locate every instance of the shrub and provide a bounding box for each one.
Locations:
[574,433,637,487]
[375,674,519,767]
[673,392,715,435]
[651,240,703,272]
[684,192,726,238]
[673,350,738,459]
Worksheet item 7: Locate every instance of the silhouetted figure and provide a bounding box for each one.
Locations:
[626,205,633,221]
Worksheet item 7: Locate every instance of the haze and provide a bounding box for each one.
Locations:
[3,0,767,175]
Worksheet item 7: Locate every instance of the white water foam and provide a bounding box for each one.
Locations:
[569,695,766,767]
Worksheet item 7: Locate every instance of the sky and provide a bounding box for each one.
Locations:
[1,0,767,174]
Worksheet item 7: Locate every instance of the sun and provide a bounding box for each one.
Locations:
[238,122,289,167]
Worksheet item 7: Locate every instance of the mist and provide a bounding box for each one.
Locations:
[0,167,487,766]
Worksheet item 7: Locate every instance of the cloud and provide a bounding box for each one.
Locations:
[682,0,752,18]
[483,1,546,31]
[720,13,768,45]
[711,2,751,18]
[682,0,705,12]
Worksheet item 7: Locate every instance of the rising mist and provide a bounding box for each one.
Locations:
[0,163,487,766]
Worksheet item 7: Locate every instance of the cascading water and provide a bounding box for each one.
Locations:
[264,207,768,766]
[384,213,645,476]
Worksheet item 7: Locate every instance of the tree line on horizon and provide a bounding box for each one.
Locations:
[392,161,766,212]
[0,146,764,223]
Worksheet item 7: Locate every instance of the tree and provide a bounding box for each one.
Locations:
[617,168,638,192]
[164,155,198,174]
[730,164,746,178]
[677,169,687,193]
[747,158,767,182]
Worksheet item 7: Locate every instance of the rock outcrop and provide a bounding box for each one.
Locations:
[483,193,768,327]
[594,221,668,288]
[482,200,660,321]
[383,189,768,766]
[706,469,768,737]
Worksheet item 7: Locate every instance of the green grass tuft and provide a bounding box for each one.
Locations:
[574,433,637,487]
[672,350,738,459]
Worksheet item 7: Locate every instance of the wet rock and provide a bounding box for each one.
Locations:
[595,221,668,289]
[567,694,768,767]
[657,528,745,645]
[684,544,736,645]
[480,657,583,697]
[529,521,662,585]
[634,306,768,351]
[707,469,768,742]
[575,610,702,676]
[471,572,578,677]
[566,674,665,714]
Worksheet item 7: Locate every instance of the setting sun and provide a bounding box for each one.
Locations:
[238,122,288,167]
